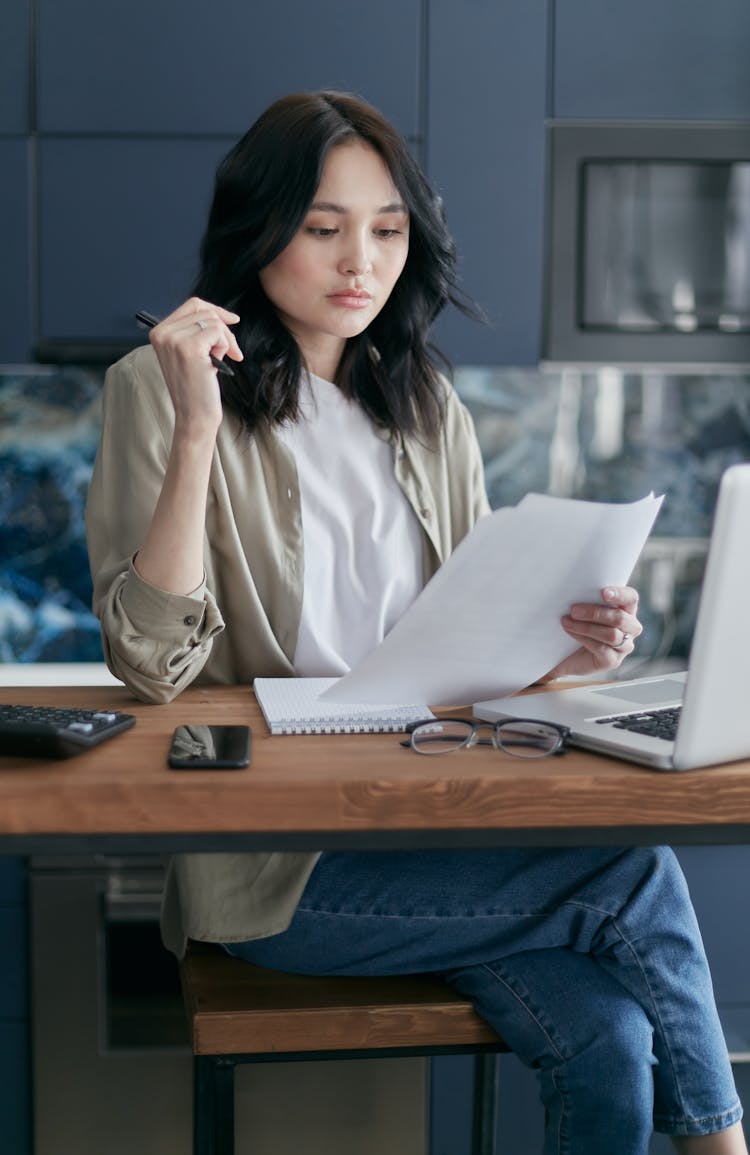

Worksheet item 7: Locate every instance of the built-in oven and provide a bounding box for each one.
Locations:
[30,855,193,1155]
[544,122,750,366]
[30,855,425,1155]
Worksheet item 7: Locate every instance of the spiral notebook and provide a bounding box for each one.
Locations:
[253,677,434,735]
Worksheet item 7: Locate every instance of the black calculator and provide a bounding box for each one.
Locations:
[0,704,136,759]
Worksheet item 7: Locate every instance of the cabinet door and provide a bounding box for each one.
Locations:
[675,846,750,1006]
[38,137,233,348]
[427,0,548,366]
[0,140,33,363]
[37,0,421,137]
[554,0,750,120]
[0,862,29,1155]
[0,906,27,1019]
[0,1021,30,1154]
[0,0,30,133]
[0,857,26,905]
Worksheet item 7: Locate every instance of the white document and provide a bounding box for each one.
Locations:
[321,491,663,707]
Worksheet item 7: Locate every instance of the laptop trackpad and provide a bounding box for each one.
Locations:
[589,678,685,707]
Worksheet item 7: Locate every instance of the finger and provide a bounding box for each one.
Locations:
[160,311,239,343]
[602,585,639,612]
[152,311,243,364]
[588,635,635,660]
[187,297,240,325]
[566,630,636,668]
[167,297,240,327]
[568,595,637,623]
[190,315,244,364]
[562,617,640,649]
[567,601,642,637]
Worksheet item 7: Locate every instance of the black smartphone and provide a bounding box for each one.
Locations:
[168,724,251,769]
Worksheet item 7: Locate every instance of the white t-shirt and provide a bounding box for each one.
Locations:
[277,373,423,676]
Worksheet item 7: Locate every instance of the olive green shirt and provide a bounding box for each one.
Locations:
[85,345,490,955]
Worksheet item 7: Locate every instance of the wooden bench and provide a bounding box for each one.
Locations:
[180,941,509,1155]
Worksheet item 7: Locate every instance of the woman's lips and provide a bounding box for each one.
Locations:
[327,291,373,308]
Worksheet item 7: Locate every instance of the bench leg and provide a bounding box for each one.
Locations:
[471,1053,500,1155]
[194,1056,236,1155]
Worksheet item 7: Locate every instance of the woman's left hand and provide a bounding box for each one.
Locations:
[541,586,643,681]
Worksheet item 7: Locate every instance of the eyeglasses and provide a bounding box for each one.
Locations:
[402,717,570,759]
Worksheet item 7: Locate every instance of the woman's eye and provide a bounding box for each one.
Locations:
[306,227,338,237]
[375,228,402,238]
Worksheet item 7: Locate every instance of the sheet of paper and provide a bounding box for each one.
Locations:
[321,491,663,707]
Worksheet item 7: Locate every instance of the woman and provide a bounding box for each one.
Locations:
[85,91,745,1154]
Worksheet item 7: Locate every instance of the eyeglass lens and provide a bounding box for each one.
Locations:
[496,720,564,758]
[409,719,564,758]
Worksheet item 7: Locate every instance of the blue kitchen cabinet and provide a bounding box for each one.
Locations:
[33,0,422,354]
[426,0,750,366]
[0,856,26,905]
[0,859,30,1155]
[426,0,548,366]
[0,139,33,364]
[0,904,27,1021]
[554,0,750,120]
[37,136,232,350]
[36,0,421,139]
[0,1021,31,1154]
[676,846,750,1007]
[0,0,30,134]
[1,3,32,361]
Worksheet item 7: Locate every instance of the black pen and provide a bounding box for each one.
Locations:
[135,310,236,378]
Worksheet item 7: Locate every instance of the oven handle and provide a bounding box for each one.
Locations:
[103,872,165,924]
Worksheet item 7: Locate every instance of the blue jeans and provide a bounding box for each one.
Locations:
[224,846,742,1155]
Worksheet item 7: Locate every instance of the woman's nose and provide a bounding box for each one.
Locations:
[338,235,373,277]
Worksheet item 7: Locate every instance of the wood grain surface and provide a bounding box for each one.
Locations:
[0,685,749,842]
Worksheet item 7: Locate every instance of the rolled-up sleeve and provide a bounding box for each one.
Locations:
[98,560,225,702]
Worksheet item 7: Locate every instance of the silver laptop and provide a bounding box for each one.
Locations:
[474,463,750,771]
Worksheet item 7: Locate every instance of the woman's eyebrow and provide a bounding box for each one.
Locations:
[309,200,408,214]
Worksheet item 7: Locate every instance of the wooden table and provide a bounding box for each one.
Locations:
[2,684,750,853]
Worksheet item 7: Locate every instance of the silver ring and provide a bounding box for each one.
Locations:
[613,631,632,651]
[196,319,208,331]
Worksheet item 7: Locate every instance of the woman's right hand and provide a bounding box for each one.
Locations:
[131,298,243,596]
[147,297,243,436]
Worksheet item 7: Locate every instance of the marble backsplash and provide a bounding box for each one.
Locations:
[457,366,750,532]
[1,363,748,670]
[0,366,104,663]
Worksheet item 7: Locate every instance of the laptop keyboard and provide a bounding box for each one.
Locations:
[595,705,682,742]
[0,704,136,758]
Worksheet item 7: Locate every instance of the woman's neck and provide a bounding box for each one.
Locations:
[295,334,346,385]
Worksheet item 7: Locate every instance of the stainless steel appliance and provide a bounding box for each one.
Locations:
[30,855,193,1155]
[545,122,750,366]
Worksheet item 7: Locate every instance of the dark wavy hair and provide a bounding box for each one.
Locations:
[192,91,475,441]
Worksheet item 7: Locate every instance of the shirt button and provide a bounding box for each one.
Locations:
[420,508,431,520]
[287,488,293,500]
[183,615,196,626]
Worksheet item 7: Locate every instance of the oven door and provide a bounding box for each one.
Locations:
[30,855,192,1155]
[545,122,750,366]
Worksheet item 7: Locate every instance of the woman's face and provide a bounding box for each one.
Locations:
[259,138,410,380]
